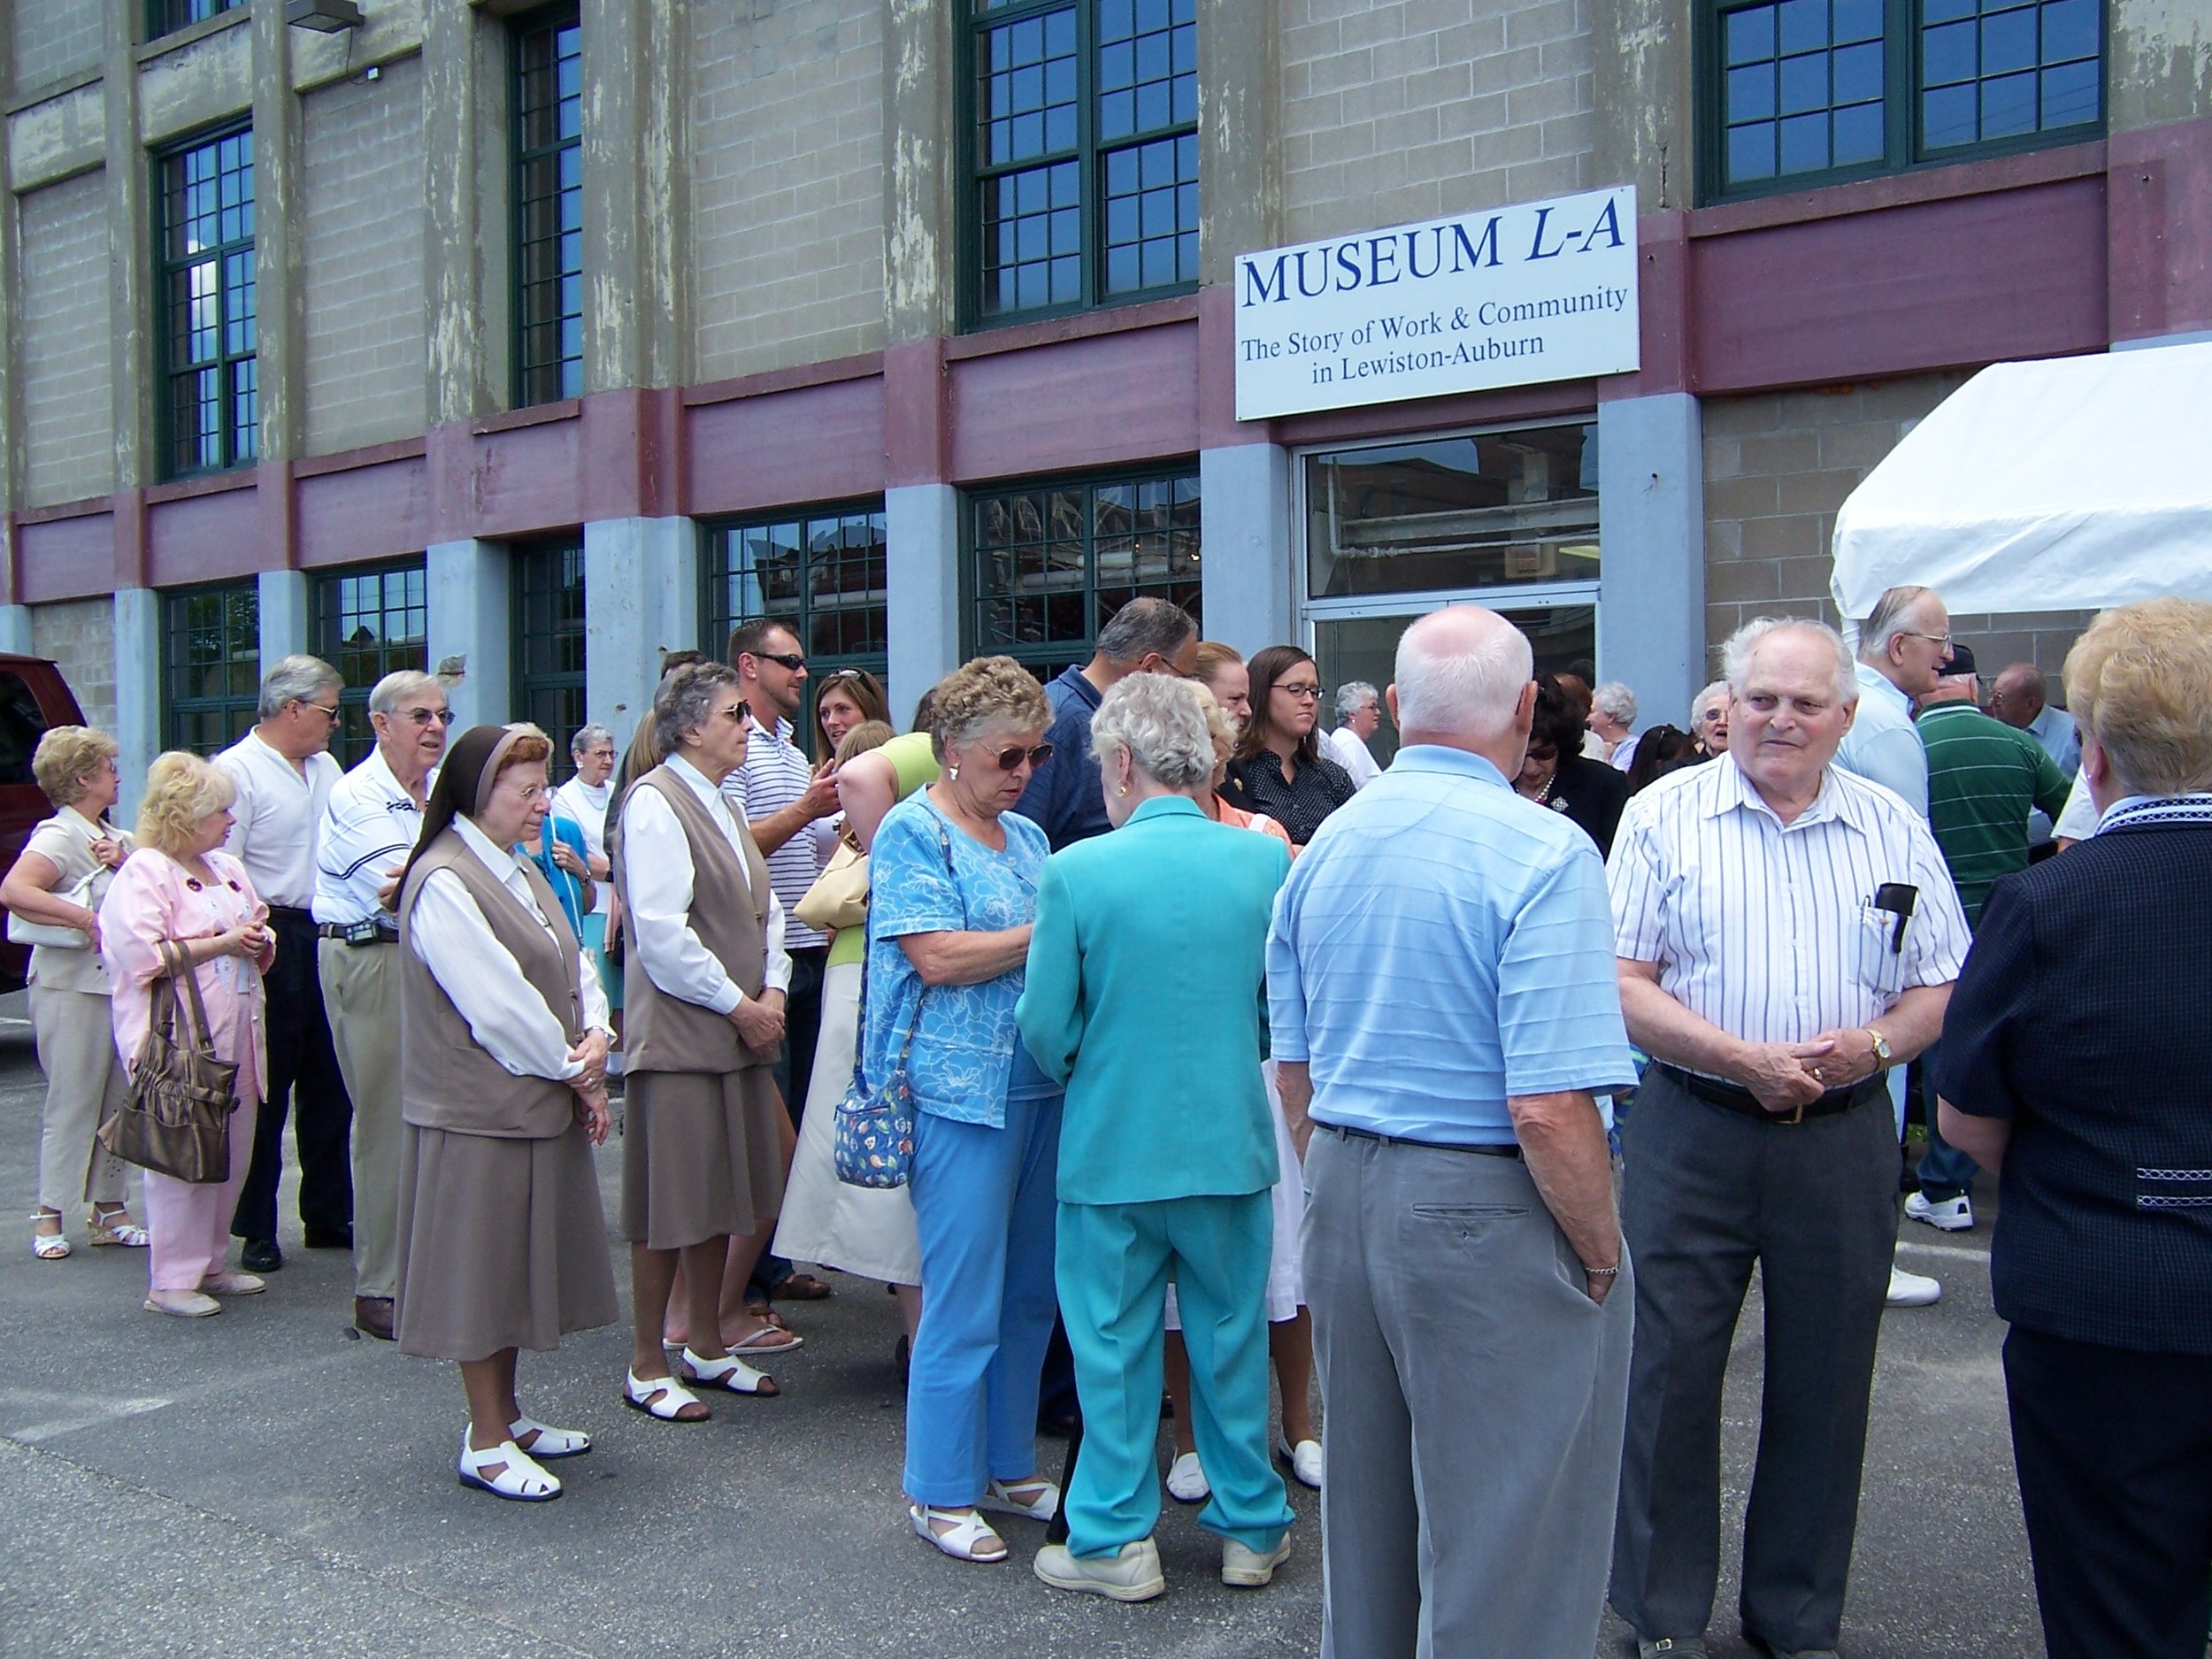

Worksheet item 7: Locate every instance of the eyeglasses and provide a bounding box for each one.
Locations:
[388,706,455,727]
[755,651,807,672]
[716,703,755,726]
[1525,744,1560,764]
[1273,682,1323,701]
[983,742,1055,772]
[300,702,342,723]
[1901,631,1953,650]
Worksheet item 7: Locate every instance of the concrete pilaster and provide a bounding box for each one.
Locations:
[582,516,698,752]
[1198,443,1294,655]
[250,3,304,462]
[1196,0,1279,285]
[1593,0,1695,206]
[113,588,163,815]
[0,609,34,658]
[2109,0,2212,132]
[104,0,156,488]
[426,539,514,732]
[1597,392,1707,733]
[884,484,962,725]
[0,8,21,565]
[422,4,503,423]
[257,569,311,670]
[883,0,960,342]
[581,0,689,392]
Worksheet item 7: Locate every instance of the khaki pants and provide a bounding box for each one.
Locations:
[32,986,130,1216]
[319,940,402,1300]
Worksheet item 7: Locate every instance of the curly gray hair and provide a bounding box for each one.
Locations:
[570,722,614,758]
[257,654,342,720]
[1333,680,1379,723]
[1090,673,1216,792]
[654,662,745,756]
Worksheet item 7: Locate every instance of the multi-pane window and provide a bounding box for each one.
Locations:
[512,541,588,761]
[514,9,583,405]
[165,582,260,757]
[147,0,242,42]
[968,469,1200,680]
[158,127,257,478]
[969,0,1199,324]
[1708,0,2102,197]
[316,561,429,768]
[705,508,889,753]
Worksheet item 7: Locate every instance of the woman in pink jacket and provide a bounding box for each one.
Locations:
[101,751,275,1317]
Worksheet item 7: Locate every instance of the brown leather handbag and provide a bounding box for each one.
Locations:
[97,939,242,1184]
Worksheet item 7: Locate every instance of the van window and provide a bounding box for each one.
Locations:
[0,671,51,787]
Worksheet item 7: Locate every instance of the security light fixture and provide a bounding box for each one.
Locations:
[285,0,365,31]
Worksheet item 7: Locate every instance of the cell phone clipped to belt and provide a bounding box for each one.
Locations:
[339,918,386,947]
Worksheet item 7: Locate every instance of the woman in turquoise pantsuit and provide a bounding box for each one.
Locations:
[1016,674,1298,1602]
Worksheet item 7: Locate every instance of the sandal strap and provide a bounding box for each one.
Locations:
[509,1414,591,1456]
[625,1370,705,1420]
[680,1346,771,1394]
[458,1436,560,1499]
[910,1504,1008,1562]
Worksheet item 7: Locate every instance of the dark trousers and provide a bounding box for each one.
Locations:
[751,947,826,1295]
[1912,1039,1978,1203]
[232,910,354,1241]
[2005,1325,2212,1659]
[1609,1069,1897,1654]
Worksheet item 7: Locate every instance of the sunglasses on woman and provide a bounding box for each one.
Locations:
[981,742,1055,772]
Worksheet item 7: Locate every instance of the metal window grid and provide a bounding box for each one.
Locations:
[315,560,430,768]
[514,10,584,406]
[157,126,257,479]
[511,541,588,762]
[164,581,261,757]
[147,0,242,42]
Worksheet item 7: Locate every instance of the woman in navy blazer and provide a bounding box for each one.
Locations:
[1017,674,1296,1602]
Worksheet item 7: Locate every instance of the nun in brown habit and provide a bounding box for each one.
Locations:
[611,663,795,1421]
[394,724,618,1502]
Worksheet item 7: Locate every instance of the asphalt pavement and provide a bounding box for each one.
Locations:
[0,989,2045,1657]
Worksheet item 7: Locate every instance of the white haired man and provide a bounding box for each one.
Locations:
[1271,605,1636,1657]
[311,670,450,1340]
[1607,618,1970,1659]
[1591,682,1642,770]
[1319,680,1383,790]
[219,654,355,1275]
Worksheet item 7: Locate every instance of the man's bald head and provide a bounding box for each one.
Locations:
[1391,606,1535,752]
[1989,662,2047,730]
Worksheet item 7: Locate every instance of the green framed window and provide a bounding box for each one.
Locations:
[157,125,257,479]
[1704,0,2102,200]
[965,466,1201,680]
[512,541,588,761]
[513,7,584,406]
[964,0,1199,326]
[164,581,260,757]
[147,0,242,42]
[315,560,429,768]
[704,507,889,751]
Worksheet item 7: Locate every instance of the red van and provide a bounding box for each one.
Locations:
[0,655,91,993]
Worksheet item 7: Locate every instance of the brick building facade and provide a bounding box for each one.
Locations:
[1,0,2205,794]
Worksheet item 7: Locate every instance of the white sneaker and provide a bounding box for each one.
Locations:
[1905,1191,1974,1232]
[1886,1264,1942,1307]
[1165,1451,1210,1502]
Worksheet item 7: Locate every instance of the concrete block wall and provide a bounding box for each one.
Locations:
[302,57,429,456]
[690,0,886,381]
[1280,0,1594,242]
[30,597,119,734]
[1701,375,2093,681]
[11,0,104,94]
[17,169,114,509]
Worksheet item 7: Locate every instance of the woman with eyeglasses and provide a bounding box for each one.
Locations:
[1514,672,1630,859]
[813,668,891,759]
[1221,645,1357,849]
[864,656,1064,1565]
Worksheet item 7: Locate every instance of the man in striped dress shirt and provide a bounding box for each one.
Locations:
[1605,618,1970,1659]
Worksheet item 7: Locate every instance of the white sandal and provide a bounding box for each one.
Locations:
[509,1414,591,1459]
[909,1502,1009,1563]
[623,1370,709,1422]
[88,1207,150,1248]
[32,1217,70,1260]
[1166,1451,1210,1502]
[457,1433,562,1502]
[979,1474,1060,1522]
[679,1346,777,1396]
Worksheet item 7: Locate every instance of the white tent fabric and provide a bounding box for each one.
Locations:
[1829,342,2212,622]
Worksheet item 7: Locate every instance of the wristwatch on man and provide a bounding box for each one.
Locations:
[1864,1027,1893,1071]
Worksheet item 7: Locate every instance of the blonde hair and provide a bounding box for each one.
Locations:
[2063,599,2212,796]
[928,657,1050,760]
[834,719,895,765]
[1194,683,1237,765]
[31,726,118,808]
[135,751,237,856]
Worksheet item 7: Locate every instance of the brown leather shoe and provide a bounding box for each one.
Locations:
[354,1296,396,1341]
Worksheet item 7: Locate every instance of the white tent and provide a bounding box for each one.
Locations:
[1829,341,2212,622]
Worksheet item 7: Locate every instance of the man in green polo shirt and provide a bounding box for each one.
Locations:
[1909,644,2074,1230]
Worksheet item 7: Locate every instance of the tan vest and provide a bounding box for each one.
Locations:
[397,828,586,1138]
[613,764,775,1076]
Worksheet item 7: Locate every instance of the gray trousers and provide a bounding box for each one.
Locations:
[1302,1125,1633,1659]
[31,986,129,1215]
[1609,1068,1897,1654]
[320,941,403,1301]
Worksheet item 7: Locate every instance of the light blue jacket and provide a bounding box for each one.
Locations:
[1017,795,1290,1206]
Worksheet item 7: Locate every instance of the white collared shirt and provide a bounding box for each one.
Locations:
[723,714,835,950]
[312,747,423,928]
[216,729,343,909]
[1609,754,1970,1051]
[1321,725,1382,790]
[628,754,792,1011]
[1834,662,1930,818]
[408,815,611,1081]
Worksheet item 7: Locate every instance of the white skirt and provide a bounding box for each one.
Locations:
[1167,1058,1304,1331]
[772,959,924,1286]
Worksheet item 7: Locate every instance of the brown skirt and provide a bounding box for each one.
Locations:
[394,1122,618,1362]
[620,1066,787,1249]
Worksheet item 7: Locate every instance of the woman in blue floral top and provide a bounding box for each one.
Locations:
[864,656,1064,1566]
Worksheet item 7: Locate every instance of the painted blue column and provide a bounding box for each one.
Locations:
[426,539,513,732]
[885,483,962,730]
[0,606,32,657]
[113,588,162,818]
[583,516,700,753]
[1199,442,1294,657]
[257,569,311,674]
[1598,391,1707,736]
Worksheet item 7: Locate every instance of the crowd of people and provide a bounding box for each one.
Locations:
[10,584,2208,1659]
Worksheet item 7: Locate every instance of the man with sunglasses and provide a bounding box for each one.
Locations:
[216,654,356,1277]
[311,671,450,1340]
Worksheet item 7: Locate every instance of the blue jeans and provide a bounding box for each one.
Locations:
[1914,1039,1978,1204]
[902,1088,1063,1507]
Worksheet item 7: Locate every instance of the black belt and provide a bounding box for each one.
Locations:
[316,921,396,946]
[268,905,314,924]
[1325,1122,1522,1159]
[1653,1063,1886,1125]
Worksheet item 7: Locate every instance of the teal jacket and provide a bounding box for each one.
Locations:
[1016,795,1292,1207]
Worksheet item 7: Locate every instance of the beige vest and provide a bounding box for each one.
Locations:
[397,828,585,1138]
[613,764,776,1076]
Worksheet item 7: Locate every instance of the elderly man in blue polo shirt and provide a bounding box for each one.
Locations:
[1270,604,1637,1659]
